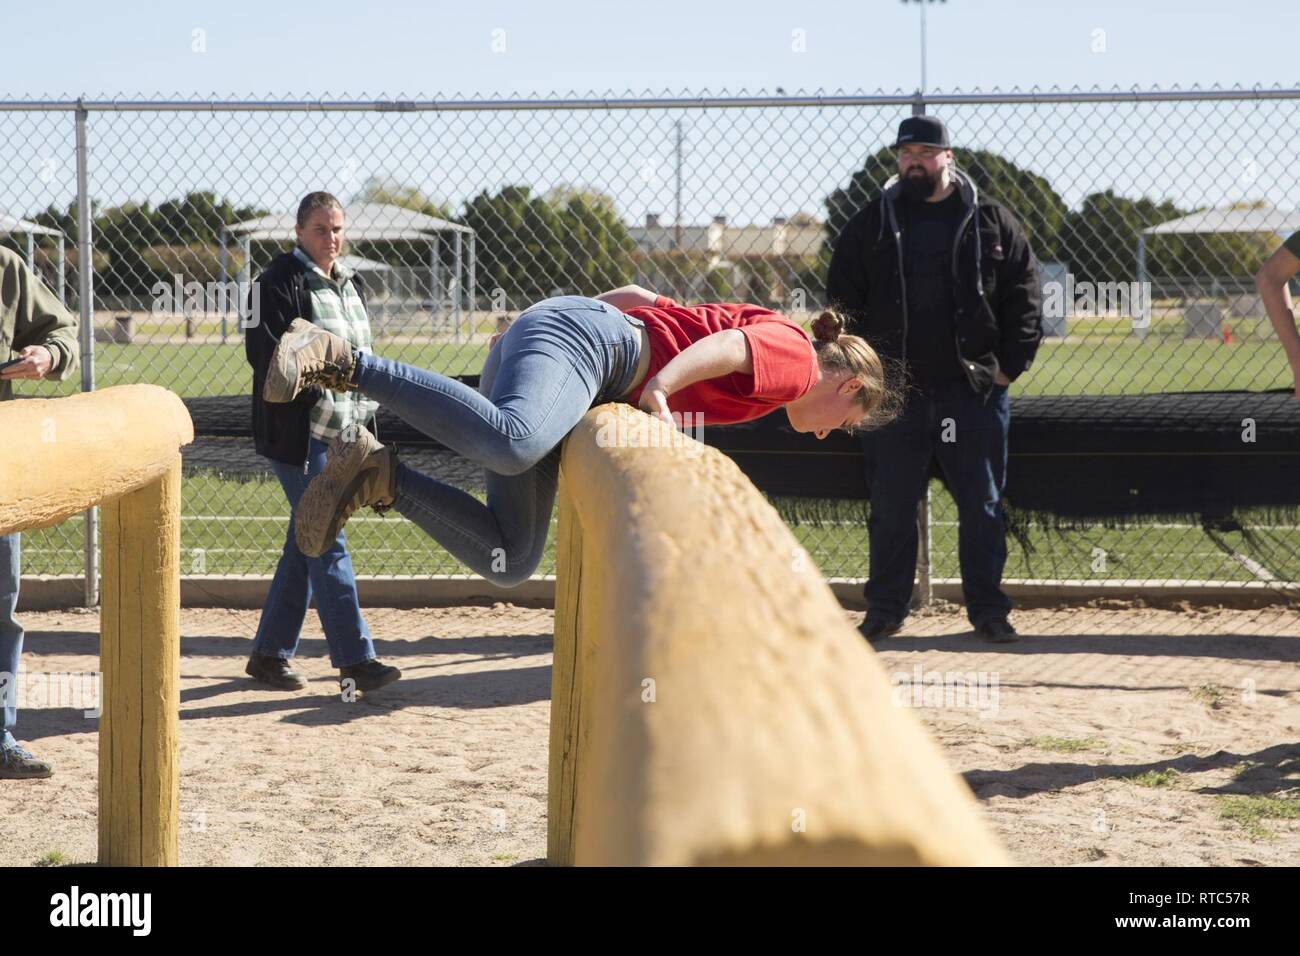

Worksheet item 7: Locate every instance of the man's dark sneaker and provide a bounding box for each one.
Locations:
[975,618,1019,643]
[339,659,402,694]
[0,744,53,780]
[858,615,903,644]
[245,653,309,690]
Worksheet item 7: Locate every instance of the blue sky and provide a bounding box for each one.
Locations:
[1,1,1296,229]
[5,0,1296,99]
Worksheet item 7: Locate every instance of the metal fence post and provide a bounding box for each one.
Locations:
[75,101,99,608]
[430,235,441,332]
[57,234,66,305]
[914,486,932,609]
[453,230,463,342]
[218,229,228,343]
[467,232,476,334]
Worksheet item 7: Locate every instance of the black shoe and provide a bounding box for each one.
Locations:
[858,615,903,644]
[245,653,308,690]
[974,618,1019,643]
[0,744,53,780]
[339,659,402,694]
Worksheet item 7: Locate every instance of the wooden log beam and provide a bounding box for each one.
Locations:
[0,384,194,535]
[548,404,1008,866]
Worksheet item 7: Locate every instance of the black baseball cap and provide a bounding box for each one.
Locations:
[893,115,951,149]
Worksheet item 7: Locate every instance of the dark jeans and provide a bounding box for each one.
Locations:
[861,379,1012,627]
[252,438,376,668]
[1,533,21,750]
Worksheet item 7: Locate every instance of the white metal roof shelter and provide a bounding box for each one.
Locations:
[1134,203,1300,325]
[220,202,477,339]
[1141,204,1300,238]
[0,211,67,304]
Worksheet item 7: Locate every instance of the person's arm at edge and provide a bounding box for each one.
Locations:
[1255,242,1300,398]
[2,251,79,381]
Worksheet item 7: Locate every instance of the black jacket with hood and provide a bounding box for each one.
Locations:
[243,251,372,467]
[826,168,1043,393]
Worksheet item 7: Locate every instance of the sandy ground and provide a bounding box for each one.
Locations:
[1,602,1296,867]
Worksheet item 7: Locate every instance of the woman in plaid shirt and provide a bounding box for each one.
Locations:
[242,193,401,694]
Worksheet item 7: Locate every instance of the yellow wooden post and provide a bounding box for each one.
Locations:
[546,485,581,865]
[99,456,182,866]
[0,385,191,867]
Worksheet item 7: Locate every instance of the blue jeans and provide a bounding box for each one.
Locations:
[352,296,645,587]
[861,380,1012,627]
[253,438,375,667]
[0,533,21,750]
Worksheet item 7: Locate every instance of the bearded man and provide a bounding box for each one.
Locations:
[827,115,1043,644]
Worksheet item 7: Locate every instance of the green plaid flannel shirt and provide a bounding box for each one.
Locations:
[293,247,380,443]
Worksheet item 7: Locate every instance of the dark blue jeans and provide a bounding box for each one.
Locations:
[0,533,22,750]
[253,438,376,668]
[861,379,1012,627]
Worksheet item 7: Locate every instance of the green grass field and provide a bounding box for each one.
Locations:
[19,315,1299,583]
[30,310,1295,400]
[24,476,1296,584]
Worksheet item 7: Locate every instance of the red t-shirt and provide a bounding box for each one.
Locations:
[624,296,819,425]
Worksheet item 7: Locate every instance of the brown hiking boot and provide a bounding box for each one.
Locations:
[295,424,398,557]
[263,318,358,403]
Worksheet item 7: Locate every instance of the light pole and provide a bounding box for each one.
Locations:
[901,0,946,94]
[900,1,945,608]
[674,118,683,252]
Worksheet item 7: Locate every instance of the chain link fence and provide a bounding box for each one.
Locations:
[3,88,1299,597]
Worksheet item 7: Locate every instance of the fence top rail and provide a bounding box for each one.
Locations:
[2,87,1299,112]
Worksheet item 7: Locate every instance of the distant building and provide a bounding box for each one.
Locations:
[628,212,823,261]
[626,213,718,257]
[627,213,825,304]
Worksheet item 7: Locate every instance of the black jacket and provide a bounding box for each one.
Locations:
[243,251,370,466]
[826,169,1042,393]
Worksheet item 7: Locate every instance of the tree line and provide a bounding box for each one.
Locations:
[5,157,1278,304]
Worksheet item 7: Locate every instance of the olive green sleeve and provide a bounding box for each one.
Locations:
[0,247,79,381]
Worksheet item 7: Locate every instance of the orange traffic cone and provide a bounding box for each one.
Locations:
[1223,324,1233,345]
